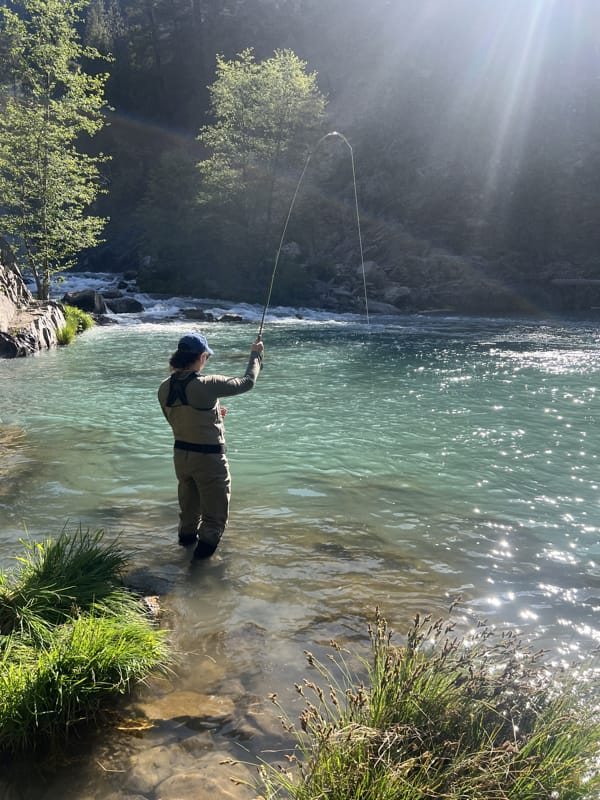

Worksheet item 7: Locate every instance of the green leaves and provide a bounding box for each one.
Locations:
[199,48,325,193]
[0,0,110,300]
[196,47,326,277]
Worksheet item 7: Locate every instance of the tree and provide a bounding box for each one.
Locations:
[196,48,326,290]
[136,148,206,294]
[0,0,110,300]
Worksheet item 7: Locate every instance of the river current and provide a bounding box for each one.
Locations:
[0,278,598,797]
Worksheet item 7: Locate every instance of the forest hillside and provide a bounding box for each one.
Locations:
[6,0,600,313]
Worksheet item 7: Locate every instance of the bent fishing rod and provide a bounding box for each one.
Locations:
[256,131,369,341]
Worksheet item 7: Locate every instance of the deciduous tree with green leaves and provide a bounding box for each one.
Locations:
[0,0,110,301]
[196,48,326,289]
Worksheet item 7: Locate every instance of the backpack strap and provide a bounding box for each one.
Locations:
[166,372,198,407]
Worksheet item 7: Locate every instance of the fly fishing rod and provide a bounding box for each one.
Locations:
[257,131,370,340]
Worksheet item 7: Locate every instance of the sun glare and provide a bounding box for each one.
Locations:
[481,0,554,201]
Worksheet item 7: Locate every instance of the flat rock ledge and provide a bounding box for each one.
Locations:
[0,260,65,358]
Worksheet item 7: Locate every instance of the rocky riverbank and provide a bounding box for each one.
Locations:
[302,250,600,315]
[0,259,66,358]
[132,234,600,315]
[3,248,599,360]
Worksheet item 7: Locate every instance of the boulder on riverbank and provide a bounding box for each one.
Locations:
[61,288,108,315]
[0,259,66,358]
[105,296,145,314]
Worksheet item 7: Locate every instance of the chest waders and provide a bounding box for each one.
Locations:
[166,372,231,557]
[167,373,225,454]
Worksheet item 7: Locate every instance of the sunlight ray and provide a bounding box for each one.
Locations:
[482,0,554,202]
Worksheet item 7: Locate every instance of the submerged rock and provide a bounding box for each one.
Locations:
[126,744,182,795]
[125,744,255,799]
[0,426,32,496]
[154,751,256,800]
[136,690,235,725]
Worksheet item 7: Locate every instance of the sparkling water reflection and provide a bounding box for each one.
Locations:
[0,314,598,797]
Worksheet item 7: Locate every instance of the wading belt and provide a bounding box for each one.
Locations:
[174,440,226,454]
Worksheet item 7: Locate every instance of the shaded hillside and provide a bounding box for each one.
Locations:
[72,1,600,309]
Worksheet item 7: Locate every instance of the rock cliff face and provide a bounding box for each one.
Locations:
[0,259,66,358]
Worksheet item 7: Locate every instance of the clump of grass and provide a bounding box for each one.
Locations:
[0,528,128,636]
[0,529,170,752]
[56,304,94,345]
[260,609,600,800]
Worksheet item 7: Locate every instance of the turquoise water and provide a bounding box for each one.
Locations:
[0,313,599,796]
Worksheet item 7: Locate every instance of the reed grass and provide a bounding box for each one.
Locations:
[0,529,170,752]
[259,609,600,800]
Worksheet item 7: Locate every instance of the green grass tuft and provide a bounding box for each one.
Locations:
[259,609,600,800]
[0,529,170,752]
[0,528,128,636]
[56,304,94,345]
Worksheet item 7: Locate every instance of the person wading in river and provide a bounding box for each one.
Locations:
[158,332,264,559]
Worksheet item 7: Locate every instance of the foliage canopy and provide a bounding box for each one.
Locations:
[193,47,326,296]
[0,0,110,300]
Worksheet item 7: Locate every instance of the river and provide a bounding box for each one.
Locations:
[0,277,598,798]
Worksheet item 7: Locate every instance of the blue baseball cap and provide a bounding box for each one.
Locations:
[177,333,214,356]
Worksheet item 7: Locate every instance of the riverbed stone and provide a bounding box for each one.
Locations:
[181,308,215,321]
[154,751,257,800]
[179,730,215,756]
[176,656,223,690]
[136,689,236,725]
[244,702,290,742]
[126,743,188,794]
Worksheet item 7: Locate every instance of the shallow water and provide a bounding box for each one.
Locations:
[1,312,599,797]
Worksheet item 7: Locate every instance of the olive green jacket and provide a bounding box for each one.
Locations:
[158,351,262,446]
